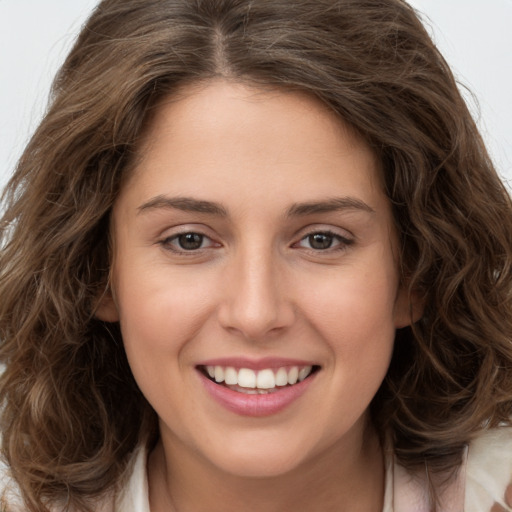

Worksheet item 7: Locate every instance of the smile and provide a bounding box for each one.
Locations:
[197,361,320,416]
[202,365,316,394]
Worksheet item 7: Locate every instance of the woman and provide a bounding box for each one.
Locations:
[1,0,512,511]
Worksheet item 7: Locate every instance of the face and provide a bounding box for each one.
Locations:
[99,80,413,478]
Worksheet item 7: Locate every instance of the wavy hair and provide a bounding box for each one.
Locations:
[1,0,512,510]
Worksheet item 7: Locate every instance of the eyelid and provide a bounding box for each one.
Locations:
[292,225,355,252]
[294,224,354,241]
[157,225,222,254]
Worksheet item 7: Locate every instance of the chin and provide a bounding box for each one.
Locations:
[204,439,310,479]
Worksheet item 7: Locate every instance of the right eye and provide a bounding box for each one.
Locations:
[160,232,217,252]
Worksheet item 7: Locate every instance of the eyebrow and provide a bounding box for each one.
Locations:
[137,195,228,216]
[286,197,375,217]
[137,195,375,217]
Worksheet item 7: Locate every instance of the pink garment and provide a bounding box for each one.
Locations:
[383,428,512,511]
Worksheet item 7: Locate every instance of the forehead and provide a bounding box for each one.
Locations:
[120,79,386,213]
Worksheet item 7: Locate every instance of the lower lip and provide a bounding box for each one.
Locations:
[198,371,316,417]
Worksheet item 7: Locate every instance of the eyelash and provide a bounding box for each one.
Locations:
[159,228,353,256]
[293,230,354,253]
[159,231,218,254]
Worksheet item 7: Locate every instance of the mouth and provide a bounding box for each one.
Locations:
[198,364,321,395]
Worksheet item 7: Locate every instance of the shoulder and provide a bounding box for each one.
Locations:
[388,427,512,512]
[465,426,512,511]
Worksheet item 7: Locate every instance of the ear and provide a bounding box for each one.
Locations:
[94,287,120,323]
[393,286,424,329]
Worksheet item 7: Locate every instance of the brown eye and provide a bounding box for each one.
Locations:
[307,233,335,250]
[161,232,212,252]
[294,230,353,253]
[176,233,204,250]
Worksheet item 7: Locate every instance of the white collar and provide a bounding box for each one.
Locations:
[114,444,151,512]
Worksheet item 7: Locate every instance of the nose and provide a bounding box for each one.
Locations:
[217,246,295,340]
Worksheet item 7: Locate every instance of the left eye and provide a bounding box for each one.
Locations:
[297,232,349,250]
[162,232,213,251]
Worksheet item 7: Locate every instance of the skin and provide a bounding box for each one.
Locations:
[491,485,512,512]
[98,80,420,512]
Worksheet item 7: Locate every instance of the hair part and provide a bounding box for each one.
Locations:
[1,0,512,510]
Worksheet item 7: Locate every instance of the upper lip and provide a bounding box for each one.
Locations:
[196,357,319,371]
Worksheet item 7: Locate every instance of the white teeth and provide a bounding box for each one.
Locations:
[287,367,299,385]
[224,367,238,385]
[275,367,288,386]
[214,366,224,383]
[205,365,315,390]
[238,368,256,388]
[256,369,275,389]
[298,366,312,382]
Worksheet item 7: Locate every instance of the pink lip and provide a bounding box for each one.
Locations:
[196,357,317,371]
[197,368,317,417]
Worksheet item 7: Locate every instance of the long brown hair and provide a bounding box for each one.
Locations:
[1,0,512,510]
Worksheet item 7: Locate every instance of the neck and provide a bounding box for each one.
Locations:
[148,422,385,512]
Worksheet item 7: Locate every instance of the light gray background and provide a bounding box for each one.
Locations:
[1,0,511,191]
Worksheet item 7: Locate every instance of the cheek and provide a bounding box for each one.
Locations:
[113,268,217,420]
[297,264,399,338]
[113,263,217,370]
[296,263,397,386]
